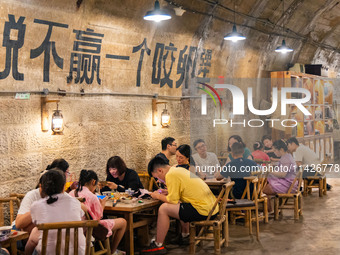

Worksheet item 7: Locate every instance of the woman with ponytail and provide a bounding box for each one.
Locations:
[263,140,298,212]
[30,169,86,254]
[70,170,127,255]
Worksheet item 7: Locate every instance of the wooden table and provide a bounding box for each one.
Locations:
[205,178,229,191]
[0,230,29,255]
[104,199,162,255]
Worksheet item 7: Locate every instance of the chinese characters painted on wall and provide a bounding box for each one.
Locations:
[0,14,213,88]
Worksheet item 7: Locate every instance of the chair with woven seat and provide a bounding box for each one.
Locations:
[274,168,303,220]
[36,220,98,255]
[225,177,260,243]
[189,181,235,255]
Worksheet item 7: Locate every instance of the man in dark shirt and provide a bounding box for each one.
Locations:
[155,137,177,164]
[221,143,258,199]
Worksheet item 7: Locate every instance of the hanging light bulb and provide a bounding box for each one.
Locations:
[224,0,246,42]
[224,24,246,42]
[51,103,64,135]
[275,0,293,53]
[275,39,293,53]
[161,105,170,127]
[144,0,171,22]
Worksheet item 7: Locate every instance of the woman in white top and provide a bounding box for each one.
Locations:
[30,169,86,255]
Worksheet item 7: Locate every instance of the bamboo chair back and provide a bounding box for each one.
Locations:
[36,220,98,255]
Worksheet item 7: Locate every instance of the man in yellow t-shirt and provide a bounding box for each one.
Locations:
[141,156,218,255]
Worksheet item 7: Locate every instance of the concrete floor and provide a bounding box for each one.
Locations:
[165,177,340,255]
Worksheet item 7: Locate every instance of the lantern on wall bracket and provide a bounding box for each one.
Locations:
[51,103,64,135]
[152,98,171,128]
[41,97,64,135]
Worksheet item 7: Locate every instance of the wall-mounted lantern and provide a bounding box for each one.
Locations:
[152,98,171,128]
[41,97,64,135]
[51,103,64,135]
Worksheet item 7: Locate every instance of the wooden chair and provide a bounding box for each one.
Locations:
[229,175,266,225]
[148,177,160,191]
[252,171,269,223]
[0,197,20,226]
[189,182,235,255]
[225,177,260,243]
[303,174,327,197]
[274,168,303,220]
[303,158,329,197]
[9,193,25,207]
[36,220,98,255]
[75,198,111,255]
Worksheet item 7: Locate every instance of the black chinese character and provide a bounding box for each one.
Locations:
[132,38,151,87]
[30,19,68,82]
[0,14,26,81]
[197,49,212,83]
[152,43,164,85]
[175,46,197,88]
[152,42,177,88]
[67,28,104,85]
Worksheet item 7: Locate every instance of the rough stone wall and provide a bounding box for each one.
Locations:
[0,0,339,200]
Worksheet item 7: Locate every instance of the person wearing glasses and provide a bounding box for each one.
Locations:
[44,158,78,193]
[155,137,177,165]
[192,139,220,179]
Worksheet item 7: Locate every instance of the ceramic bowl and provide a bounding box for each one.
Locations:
[0,226,12,241]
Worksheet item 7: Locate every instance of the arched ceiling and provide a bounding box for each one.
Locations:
[161,0,340,76]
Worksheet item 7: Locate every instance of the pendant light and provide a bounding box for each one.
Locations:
[224,1,246,42]
[275,0,293,53]
[144,0,172,22]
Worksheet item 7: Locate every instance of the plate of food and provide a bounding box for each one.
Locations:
[120,197,137,204]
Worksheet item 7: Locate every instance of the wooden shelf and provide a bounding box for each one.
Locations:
[271,71,334,161]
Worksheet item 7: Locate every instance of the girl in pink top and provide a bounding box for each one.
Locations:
[70,170,126,255]
[251,141,270,164]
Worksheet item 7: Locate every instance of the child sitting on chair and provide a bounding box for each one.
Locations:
[262,135,280,164]
[70,169,127,255]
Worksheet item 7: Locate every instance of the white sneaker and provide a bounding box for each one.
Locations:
[112,250,126,255]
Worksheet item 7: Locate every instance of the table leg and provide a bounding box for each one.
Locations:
[11,241,18,255]
[124,213,134,255]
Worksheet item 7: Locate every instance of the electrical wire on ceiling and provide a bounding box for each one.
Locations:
[164,0,340,54]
